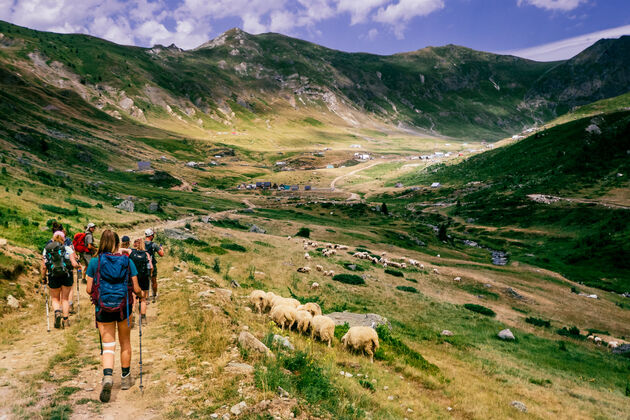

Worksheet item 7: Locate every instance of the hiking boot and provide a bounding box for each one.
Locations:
[99,375,113,402]
[141,314,147,325]
[81,278,87,284]
[54,311,62,329]
[151,294,156,303]
[69,303,76,315]
[121,373,133,390]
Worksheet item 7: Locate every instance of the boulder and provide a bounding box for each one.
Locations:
[249,224,266,234]
[6,295,19,309]
[201,215,215,224]
[238,331,273,357]
[511,401,527,413]
[164,228,197,241]
[0,238,7,248]
[505,288,525,300]
[116,199,134,212]
[225,362,254,375]
[273,335,294,351]
[612,344,630,355]
[498,329,515,341]
[326,312,390,329]
[441,330,454,337]
[148,202,160,213]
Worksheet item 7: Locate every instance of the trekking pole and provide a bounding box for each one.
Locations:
[138,302,144,395]
[44,284,50,333]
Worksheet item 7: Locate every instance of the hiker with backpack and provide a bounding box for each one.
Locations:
[86,229,141,402]
[47,223,76,315]
[75,223,97,284]
[129,238,152,325]
[41,231,78,328]
[144,229,164,303]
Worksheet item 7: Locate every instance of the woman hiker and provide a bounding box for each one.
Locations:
[41,231,78,328]
[129,238,152,325]
[86,229,141,402]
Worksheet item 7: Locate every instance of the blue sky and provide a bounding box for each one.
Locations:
[0,0,628,60]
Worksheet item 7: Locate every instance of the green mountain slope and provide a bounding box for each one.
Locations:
[2,21,629,142]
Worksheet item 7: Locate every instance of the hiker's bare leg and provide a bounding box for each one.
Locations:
[60,285,71,318]
[151,277,157,298]
[117,320,132,369]
[140,291,148,315]
[49,287,61,312]
[98,322,117,370]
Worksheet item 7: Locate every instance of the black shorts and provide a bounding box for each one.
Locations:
[95,306,133,323]
[48,272,73,289]
[138,275,150,291]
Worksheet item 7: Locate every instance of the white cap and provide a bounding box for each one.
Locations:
[87,223,96,229]
[145,228,154,237]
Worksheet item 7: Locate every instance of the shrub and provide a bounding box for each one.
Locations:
[571,286,580,294]
[396,285,418,293]
[463,303,496,317]
[220,242,247,252]
[332,274,365,285]
[64,198,92,208]
[556,326,582,339]
[385,268,404,277]
[211,218,248,230]
[334,323,350,340]
[295,227,310,238]
[212,258,221,273]
[525,317,551,328]
[359,379,375,392]
[40,204,79,216]
[202,246,227,255]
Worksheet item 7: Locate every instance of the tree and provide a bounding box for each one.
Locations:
[381,202,389,216]
[438,224,448,242]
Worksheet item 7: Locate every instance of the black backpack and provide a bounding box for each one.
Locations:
[45,242,69,277]
[130,250,150,280]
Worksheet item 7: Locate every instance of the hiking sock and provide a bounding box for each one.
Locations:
[103,368,113,376]
[121,367,130,377]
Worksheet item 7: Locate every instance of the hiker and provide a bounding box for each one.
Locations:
[121,235,131,253]
[129,238,152,324]
[41,231,78,328]
[47,223,76,314]
[75,223,97,284]
[86,229,141,402]
[144,229,164,303]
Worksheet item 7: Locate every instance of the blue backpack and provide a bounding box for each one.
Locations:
[91,253,131,323]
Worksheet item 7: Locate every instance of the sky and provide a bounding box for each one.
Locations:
[0,0,629,61]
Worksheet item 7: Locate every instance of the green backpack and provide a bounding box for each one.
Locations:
[45,242,69,277]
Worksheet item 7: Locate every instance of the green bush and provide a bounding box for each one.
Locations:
[64,198,92,208]
[334,323,350,340]
[525,317,551,328]
[359,379,375,391]
[463,303,496,317]
[396,285,418,293]
[212,258,221,273]
[385,268,404,277]
[296,227,311,238]
[202,246,227,255]
[210,218,249,230]
[332,274,365,285]
[557,326,583,339]
[221,242,247,252]
[40,204,79,216]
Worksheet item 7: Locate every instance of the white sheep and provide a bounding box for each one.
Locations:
[311,315,335,347]
[249,290,267,314]
[454,277,461,282]
[297,266,311,273]
[315,265,323,272]
[341,326,380,363]
[287,236,292,240]
[270,304,297,330]
[262,291,279,312]
[587,335,594,341]
[295,310,313,334]
[297,302,322,317]
[608,341,619,349]
[337,245,349,250]
[304,252,311,260]
[311,282,320,290]
[420,264,424,269]
[271,296,300,309]
[594,337,602,345]
[433,268,439,274]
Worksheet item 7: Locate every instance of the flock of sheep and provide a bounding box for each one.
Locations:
[588,335,620,349]
[249,290,380,362]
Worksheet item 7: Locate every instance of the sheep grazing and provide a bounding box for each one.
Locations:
[271,296,300,309]
[315,265,323,272]
[325,243,334,249]
[262,292,279,312]
[311,315,335,347]
[433,268,439,274]
[295,310,313,334]
[297,266,311,273]
[341,326,380,363]
[323,270,335,277]
[287,236,292,240]
[298,302,322,317]
[270,305,298,330]
[594,337,602,345]
[608,341,619,349]
[322,249,337,257]
[587,335,594,341]
[249,290,267,314]
[454,277,461,282]
[381,252,386,257]
[311,282,320,290]
[337,245,349,250]
[304,252,311,260]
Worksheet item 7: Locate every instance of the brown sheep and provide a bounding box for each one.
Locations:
[311,315,335,347]
[249,290,267,313]
[341,326,380,363]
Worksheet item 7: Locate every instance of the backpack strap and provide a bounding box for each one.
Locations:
[94,254,102,328]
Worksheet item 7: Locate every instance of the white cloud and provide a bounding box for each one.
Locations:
[336,0,388,24]
[502,24,630,61]
[367,28,379,40]
[374,0,444,38]
[517,0,587,12]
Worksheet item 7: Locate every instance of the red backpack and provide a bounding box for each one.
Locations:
[73,232,90,253]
